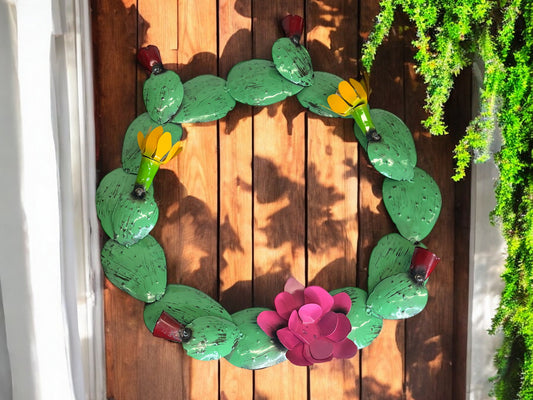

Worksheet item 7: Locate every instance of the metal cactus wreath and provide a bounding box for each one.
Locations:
[96,14,442,369]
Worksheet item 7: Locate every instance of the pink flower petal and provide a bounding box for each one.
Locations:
[317,311,338,337]
[332,338,358,359]
[298,303,322,323]
[326,314,353,342]
[286,343,313,366]
[288,310,320,344]
[275,291,304,320]
[277,327,301,351]
[304,286,334,314]
[257,310,287,337]
[303,343,333,364]
[309,338,334,360]
[332,292,352,314]
[284,277,305,294]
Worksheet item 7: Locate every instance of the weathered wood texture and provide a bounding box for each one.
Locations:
[91,1,471,399]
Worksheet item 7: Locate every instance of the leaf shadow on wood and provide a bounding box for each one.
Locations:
[252,156,353,255]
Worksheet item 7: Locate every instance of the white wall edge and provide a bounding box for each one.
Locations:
[466,60,506,400]
[73,0,107,398]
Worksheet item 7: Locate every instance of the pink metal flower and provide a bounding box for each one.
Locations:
[257,278,357,366]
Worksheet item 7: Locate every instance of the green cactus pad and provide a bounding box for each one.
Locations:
[383,167,442,242]
[121,113,183,174]
[365,109,417,181]
[182,316,241,361]
[366,272,428,319]
[225,59,303,106]
[101,235,166,302]
[171,75,236,123]
[330,287,383,349]
[143,70,184,124]
[225,308,287,369]
[367,233,416,293]
[272,38,314,86]
[96,168,158,246]
[296,71,345,117]
[143,284,232,332]
[110,192,159,246]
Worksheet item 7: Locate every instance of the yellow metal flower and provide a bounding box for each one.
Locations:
[327,78,368,117]
[133,126,184,199]
[327,77,380,145]
[137,126,183,164]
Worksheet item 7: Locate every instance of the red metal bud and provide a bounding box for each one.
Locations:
[153,311,192,343]
[409,247,441,283]
[137,45,164,75]
[281,15,304,44]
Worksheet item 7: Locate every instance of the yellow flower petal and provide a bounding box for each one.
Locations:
[160,141,184,164]
[153,132,172,161]
[137,131,146,152]
[348,78,368,104]
[338,80,360,106]
[144,126,164,158]
[327,94,351,115]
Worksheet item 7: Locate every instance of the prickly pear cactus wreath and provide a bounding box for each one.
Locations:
[96,15,442,368]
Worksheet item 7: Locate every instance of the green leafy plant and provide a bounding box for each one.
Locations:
[362,0,533,398]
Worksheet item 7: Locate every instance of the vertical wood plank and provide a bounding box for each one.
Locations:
[402,22,453,399]
[251,1,308,399]
[91,1,147,399]
[218,0,254,398]
[306,1,360,398]
[358,3,406,398]
[173,1,219,399]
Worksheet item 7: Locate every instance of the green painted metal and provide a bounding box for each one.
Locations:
[171,75,236,123]
[383,167,442,242]
[225,308,287,369]
[367,233,416,293]
[350,104,377,145]
[225,59,303,106]
[366,272,428,319]
[271,37,314,86]
[365,109,417,181]
[330,287,383,349]
[296,71,345,117]
[143,70,184,124]
[143,284,232,332]
[110,191,159,246]
[182,316,241,361]
[101,235,166,303]
[122,113,182,174]
[95,168,159,246]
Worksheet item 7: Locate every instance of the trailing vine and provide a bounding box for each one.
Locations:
[362,1,533,398]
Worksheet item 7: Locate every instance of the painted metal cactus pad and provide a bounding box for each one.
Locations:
[366,272,428,319]
[182,316,241,361]
[225,308,287,369]
[225,59,303,106]
[296,71,345,117]
[272,37,314,86]
[383,167,442,242]
[330,287,383,349]
[364,109,417,181]
[95,168,159,246]
[101,235,167,303]
[367,233,416,293]
[143,70,184,124]
[122,113,183,174]
[171,75,236,123]
[143,284,232,332]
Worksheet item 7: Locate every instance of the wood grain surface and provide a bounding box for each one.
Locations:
[91,1,471,398]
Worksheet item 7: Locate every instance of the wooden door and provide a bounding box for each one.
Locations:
[92,0,471,398]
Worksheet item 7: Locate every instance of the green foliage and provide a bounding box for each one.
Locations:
[363,0,533,398]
